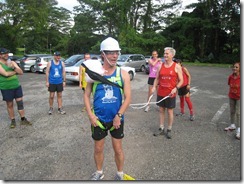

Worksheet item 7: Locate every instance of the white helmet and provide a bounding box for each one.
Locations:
[100,37,121,51]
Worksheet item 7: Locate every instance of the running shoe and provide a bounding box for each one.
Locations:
[10,119,16,129]
[190,115,195,121]
[90,171,104,180]
[20,118,32,126]
[48,107,53,115]
[114,173,124,180]
[176,112,184,116]
[153,128,165,136]
[236,132,240,140]
[144,106,150,112]
[166,129,172,139]
[58,108,66,115]
[224,124,236,131]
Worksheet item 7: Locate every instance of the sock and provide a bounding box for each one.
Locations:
[185,97,193,115]
[168,126,172,130]
[21,117,25,121]
[97,170,103,174]
[160,125,164,130]
[180,96,185,113]
[117,171,124,177]
[11,118,15,122]
[237,127,240,133]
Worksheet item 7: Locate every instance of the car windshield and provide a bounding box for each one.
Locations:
[74,59,85,66]
[64,55,83,64]
[117,55,129,62]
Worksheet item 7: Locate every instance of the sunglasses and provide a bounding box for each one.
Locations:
[103,51,120,55]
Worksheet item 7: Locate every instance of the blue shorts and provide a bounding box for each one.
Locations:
[1,85,23,101]
[156,95,176,109]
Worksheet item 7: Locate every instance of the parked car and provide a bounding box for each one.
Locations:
[34,56,65,74]
[19,54,51,72]
[64,54,100,67]
[117,54,146,72]
[66,59,136,83]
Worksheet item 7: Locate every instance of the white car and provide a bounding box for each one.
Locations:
[65,59,136,83]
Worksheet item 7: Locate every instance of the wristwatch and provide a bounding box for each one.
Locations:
[117,113,123,119]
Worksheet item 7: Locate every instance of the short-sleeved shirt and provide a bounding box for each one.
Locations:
[0,63,19,90]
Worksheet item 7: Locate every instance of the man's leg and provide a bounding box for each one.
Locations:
[6,101,15,119]
[94,139,105,171]
[112,137,124,172]
[49,92,55,108]
[57,92,62,109]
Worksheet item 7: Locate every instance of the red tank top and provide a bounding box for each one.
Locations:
[181,67,188,87]
[158,62,178,97]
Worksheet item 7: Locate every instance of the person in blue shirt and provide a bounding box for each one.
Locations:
[84,37,131,180]
[46,51,66,115]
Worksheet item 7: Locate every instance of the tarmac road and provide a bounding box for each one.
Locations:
[0,65,241,181]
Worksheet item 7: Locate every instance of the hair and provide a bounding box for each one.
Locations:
[233,61,240,66]
[164,47,176,56]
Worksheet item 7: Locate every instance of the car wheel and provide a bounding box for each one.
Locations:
[43,67,46,74]
[128,71,134,81]
[140,65,146,72]
[30,66,36,73]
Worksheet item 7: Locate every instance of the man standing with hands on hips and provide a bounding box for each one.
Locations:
[46,51,66,115]
[0,48,32,128]
[84,37,131,180]
[152,47,183,139]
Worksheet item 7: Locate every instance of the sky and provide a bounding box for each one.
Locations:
[56,0,199,12]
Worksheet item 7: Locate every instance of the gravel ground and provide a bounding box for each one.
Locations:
[0,66,241,181]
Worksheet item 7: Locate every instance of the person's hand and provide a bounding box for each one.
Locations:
[46,82,49,88]
[170,87,178,95]
[113,115,121,129]
[89,114,98,127]
[186,84,190,90]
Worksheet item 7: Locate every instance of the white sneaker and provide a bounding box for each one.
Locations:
[224,124,236,131]
[144,106,150,112]
[236,132,240,140]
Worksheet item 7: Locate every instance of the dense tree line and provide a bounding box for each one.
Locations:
[0,0,240,63]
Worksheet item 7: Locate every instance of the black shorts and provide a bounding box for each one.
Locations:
[147,77,155,85]
[48,83,63,92]
[178,85,189,96]
[156,95,176,109]
[91,121,124,141]
[1,86,23,101]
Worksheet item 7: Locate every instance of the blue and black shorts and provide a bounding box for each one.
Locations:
[1,85,23,101]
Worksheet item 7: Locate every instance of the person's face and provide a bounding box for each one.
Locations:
[152,52,158,59]
[0,53,8,60]
[54,55,61,61]
[84,54,90,60]
[232,63,240,74]
[164,49,173,61]
[102,51,120,66]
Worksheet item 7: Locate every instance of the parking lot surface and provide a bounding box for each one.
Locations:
[0,65,241,181]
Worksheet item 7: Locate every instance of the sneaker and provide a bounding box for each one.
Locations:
[166,129,172,139]
[90,171,104,180]
[10,119,16,129]
[48,107,53,115]
[114,173,123,180]
[224,124,236,131]
[144,106,150,112]
[20,118,32,126]
[58,108,66,115]
[236,132,240,140]
[153,128,165,136]
[176,112,184,116]
[190,115,195,121]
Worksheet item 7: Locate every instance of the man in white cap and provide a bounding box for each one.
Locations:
[84,37,131,180]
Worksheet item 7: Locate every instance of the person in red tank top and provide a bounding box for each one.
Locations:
[224,62,240,140]
[152,47,183,139]
[174,59,195,121]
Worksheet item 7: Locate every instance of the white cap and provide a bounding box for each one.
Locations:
[100,37,121,51]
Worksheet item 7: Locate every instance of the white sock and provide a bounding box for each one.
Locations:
[237,127,240,133]
[97,170,103,174]
[117,171,124,176]
[160,125,164,129]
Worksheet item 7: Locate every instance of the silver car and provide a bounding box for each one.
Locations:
[19,54,51,73]
[34,56,65,74]
[117,54,147,72]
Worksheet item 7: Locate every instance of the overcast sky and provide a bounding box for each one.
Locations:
[56,0,199,12]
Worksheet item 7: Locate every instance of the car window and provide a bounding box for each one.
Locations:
[117,55,128,62]
[64,55,84,64]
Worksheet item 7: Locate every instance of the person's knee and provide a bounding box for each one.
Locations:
[16,100,24,110]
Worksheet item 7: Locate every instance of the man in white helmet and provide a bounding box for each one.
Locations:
[84,37,131,180]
